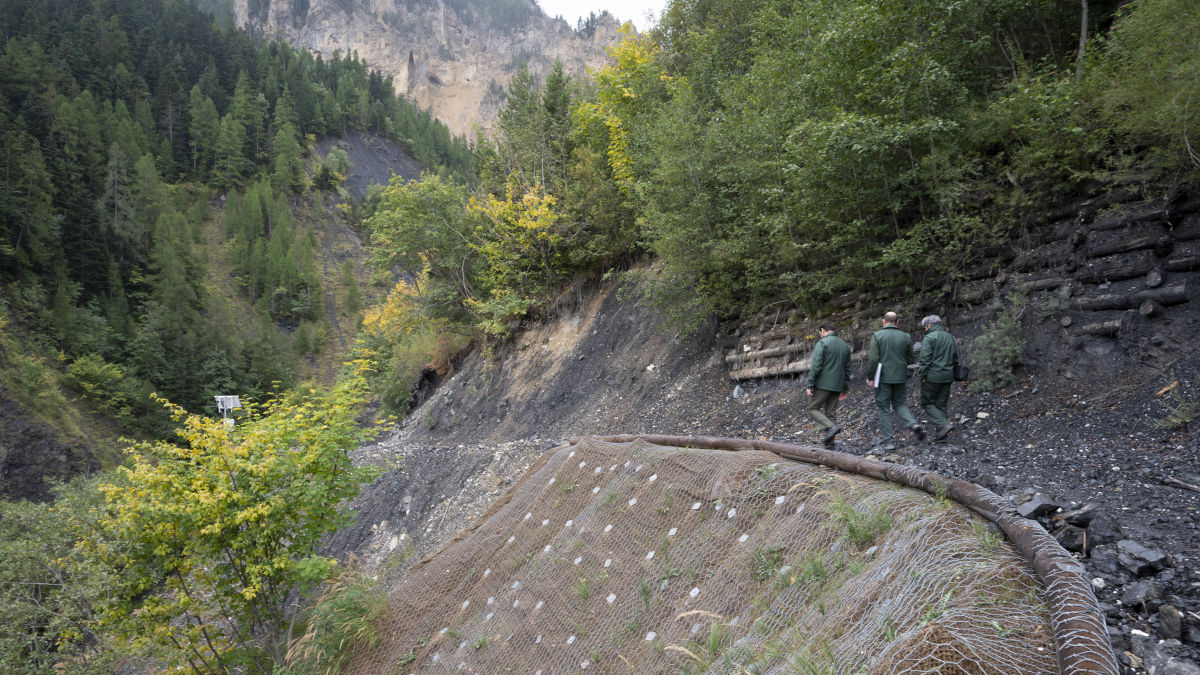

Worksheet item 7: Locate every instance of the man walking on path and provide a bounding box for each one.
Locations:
[806,321,851,446]
[917,315,959,441]
[865,311,923,450]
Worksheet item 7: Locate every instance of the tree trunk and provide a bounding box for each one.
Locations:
[1070,283,1187,311]
[1075,0,1088,83]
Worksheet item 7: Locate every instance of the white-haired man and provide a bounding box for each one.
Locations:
[917,314,959,440]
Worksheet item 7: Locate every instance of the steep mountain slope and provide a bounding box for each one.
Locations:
[330,192,1200,668]
[233,0,623,136]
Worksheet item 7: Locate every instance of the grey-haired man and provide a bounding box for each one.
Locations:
[917,314,959,440]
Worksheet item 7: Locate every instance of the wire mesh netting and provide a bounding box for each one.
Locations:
[344,437,1083,674]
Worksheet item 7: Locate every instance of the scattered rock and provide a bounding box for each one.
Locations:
[1017,492,1063,519]
[1086,511,1125,546]
[1054,502,1099,527]
[1089,544,1122,575]
[1160,604,1184,640]
[1118,539,1169,576]
[1164,658,1200,675]
[974,473,1002,489]
[1054,524,1088,553]
[1187,623,1200,646]
[1122,580,1161,610]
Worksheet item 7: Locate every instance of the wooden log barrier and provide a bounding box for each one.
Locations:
[1088,233,1172,258]
[728,357,812,381]
[1165,241,1200,272]
[1139,300,1165,317]
[725,341,809,365]
[1077,250,1158,283]
[1070,283,1187,311]
[1076,319,1123,336]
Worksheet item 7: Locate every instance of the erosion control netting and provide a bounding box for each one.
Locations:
[347,437,1115,674]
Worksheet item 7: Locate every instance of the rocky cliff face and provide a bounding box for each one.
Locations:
[233,0,623,137]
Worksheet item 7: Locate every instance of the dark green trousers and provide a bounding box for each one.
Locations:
[920,380,952,429]
[806,388,840,430]
[874,382,917,442]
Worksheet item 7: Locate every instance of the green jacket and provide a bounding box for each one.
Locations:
[866,325,914,385]
[806,332,851,392]
[918,324,959,384]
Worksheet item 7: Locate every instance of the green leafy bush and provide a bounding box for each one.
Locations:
[66,354,132,421]
[97,377,382,672]
[968,292,1028,393]
[0,477,133,674]
[1095,0,1200,173]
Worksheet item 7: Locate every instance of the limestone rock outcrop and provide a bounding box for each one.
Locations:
[232,0,624,137]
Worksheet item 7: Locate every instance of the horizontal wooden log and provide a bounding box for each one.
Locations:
[1041,186,1137,224]
[955,279,995,304]
[725,341,809,365]
[729,357,812,381]
[760,326,796,341]
[1086,227,1171,258]
[827,291,862,309]
[1165,241,1200,272]
[1035,218,1084,246]
[1013,242,1073,271]
[1077,249,1158,283]
[1088,202,1169,230]
[1076,319,1123,336]
[1018,276,1070,292]
[1070,283,1188,311]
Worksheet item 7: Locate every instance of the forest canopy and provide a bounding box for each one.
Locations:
[0,0,473,434]
[367,0,1197,340]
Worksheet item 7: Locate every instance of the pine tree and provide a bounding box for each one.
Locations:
[97,142,136,264]
[188,85,219,176]
[271,122,303,191]
[0,118,55,278]
[212,114,250,187]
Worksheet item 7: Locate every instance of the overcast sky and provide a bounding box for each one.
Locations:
[536,0,667,32]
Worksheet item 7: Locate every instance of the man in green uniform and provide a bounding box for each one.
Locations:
[865,311,923,450]
[917,314,959,441]
[805,321,851,446]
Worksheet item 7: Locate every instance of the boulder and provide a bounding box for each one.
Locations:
[1118,539,1169,576]
[1159,605,1184,640]
[1164,658,1200,675]
[1017,492,1063,519]
[1121,580,1161,610]
[1054,502,1099,527]
[1089,544,1122,574]
[1054,524,1088,553]
[1087,511,1124,546]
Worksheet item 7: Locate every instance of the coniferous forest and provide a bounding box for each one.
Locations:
[1,0,473,438]
[1,0,1198,671]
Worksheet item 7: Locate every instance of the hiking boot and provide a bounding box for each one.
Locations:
[879,442,897,453]
[934,425,951,441]
[909,424,925,442]
[822,424,842,445]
